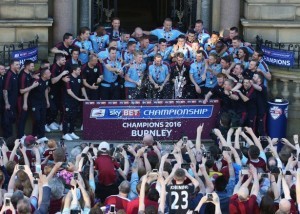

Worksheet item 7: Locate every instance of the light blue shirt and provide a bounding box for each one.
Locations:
[205,63,221,88]
[125,62,146,88]
[234,58,249,70]
[101,58,122,87]
[197,30,210,46]
[149,63,170,84]
[148,46,172,63]
[117,40,128,52]
[121,50,134,64]
[171,45,192,60]
[150,28,184,43]
[74,40,93,64]
[89,34,109,53]
[190,60,206,86]
[97,48,121,61]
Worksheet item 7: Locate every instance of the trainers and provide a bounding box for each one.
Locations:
[69,132,80,140]
[62,134,73,141]
[53,122,60,128]
[45,125,51,132]
[49,123,59,130]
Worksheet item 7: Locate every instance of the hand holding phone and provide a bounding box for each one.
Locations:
[206,193,213,201]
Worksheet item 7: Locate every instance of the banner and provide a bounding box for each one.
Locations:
[260,45,294,67]
[83,99,220,141]
[11,47,38,66]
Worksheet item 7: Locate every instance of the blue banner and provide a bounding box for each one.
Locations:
[261,45,294,67]
[11,47,38,66]
[90,105,214,120]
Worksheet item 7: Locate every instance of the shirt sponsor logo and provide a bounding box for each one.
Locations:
[269,106,282,120]
[90,108,106,118]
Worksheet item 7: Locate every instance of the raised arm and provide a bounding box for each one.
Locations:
[195,123,204,151]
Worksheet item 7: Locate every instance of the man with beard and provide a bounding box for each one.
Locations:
[148,54,170,99]
[169,52,190,99]
[189,50,206,99]
[17,60,39,138]
[203,73,226,104]
[46,53,69,131]
[3,59,20,138]
[51,33,74,61]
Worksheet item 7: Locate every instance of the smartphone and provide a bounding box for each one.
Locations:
[222,146,231,151]
[18,165,25,170]
[44,140,48,144]
[123,145,128,151]
[5,198,10,206]
[206,193,213,202]
[266,148,271,152]
[60,139,65,147]
[33,173,39,179]
[74,172,78,180]
[33,179,38,184]
[70,210,81,214]
[261,173,269,178]
[109,144,114,150]
[35,165,42,173]
[61,162,68,169]
[241,167,249,175]
[110,205,115,213]
[181,164,190,170]
[81,153,87,158]
[206,151,211,160]
[260,136,268,141]
[285,170,292,175]
[152,169,158,173]
[182,136,188,143]
[167,154,175,159]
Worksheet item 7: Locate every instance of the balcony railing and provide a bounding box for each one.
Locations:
[0,35,39,66]
[256,35,300,69]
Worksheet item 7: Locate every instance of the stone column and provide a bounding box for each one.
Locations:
[79,0,91,28]
[220,0,240,37]
[201,0,212,32]
[53,0,74,45]
[196,0,201,20]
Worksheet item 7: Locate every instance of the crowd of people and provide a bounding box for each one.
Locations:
[0,17,270,142]
[0,125,298,214]
[0,15,282,214]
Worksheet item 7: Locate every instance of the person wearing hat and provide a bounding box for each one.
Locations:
[94,141,121,203]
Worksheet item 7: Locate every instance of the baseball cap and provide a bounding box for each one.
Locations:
[24,135,36,147]
[98,141,110,152]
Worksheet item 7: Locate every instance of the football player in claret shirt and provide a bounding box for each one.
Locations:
[62,65,88,141]
[17,60,39,138]
[51,32,74,61]
[3,59,20,138]
[165,167,199,214]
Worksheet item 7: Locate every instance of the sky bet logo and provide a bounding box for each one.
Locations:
[109,109,140,118]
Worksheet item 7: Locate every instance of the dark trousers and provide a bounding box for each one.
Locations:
[86,88,100,100]
[100,85,121,100]
[62,103,79,135]
[2,107,16,138]
[257,113,267,136]
[46,95,63,125]
[32,105,46,138]
[17,109,29,138]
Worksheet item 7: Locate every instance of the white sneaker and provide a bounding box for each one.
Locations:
[37,137,49,143]
[53,122,60,128]
[45,125,51,132]
[81,125,83,131]
[69,132,80,140]
[59,124,63,131]
[49,123,59,130]
[62,134,73,141]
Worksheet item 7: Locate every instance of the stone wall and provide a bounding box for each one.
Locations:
[241,0,300,43]
[0,0,52,61]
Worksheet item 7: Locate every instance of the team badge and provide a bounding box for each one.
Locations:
[32,108,35,111]
[78,79,81,83]
[66,108,69,112]
[269,106,282,120]
[94,68,97,73]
